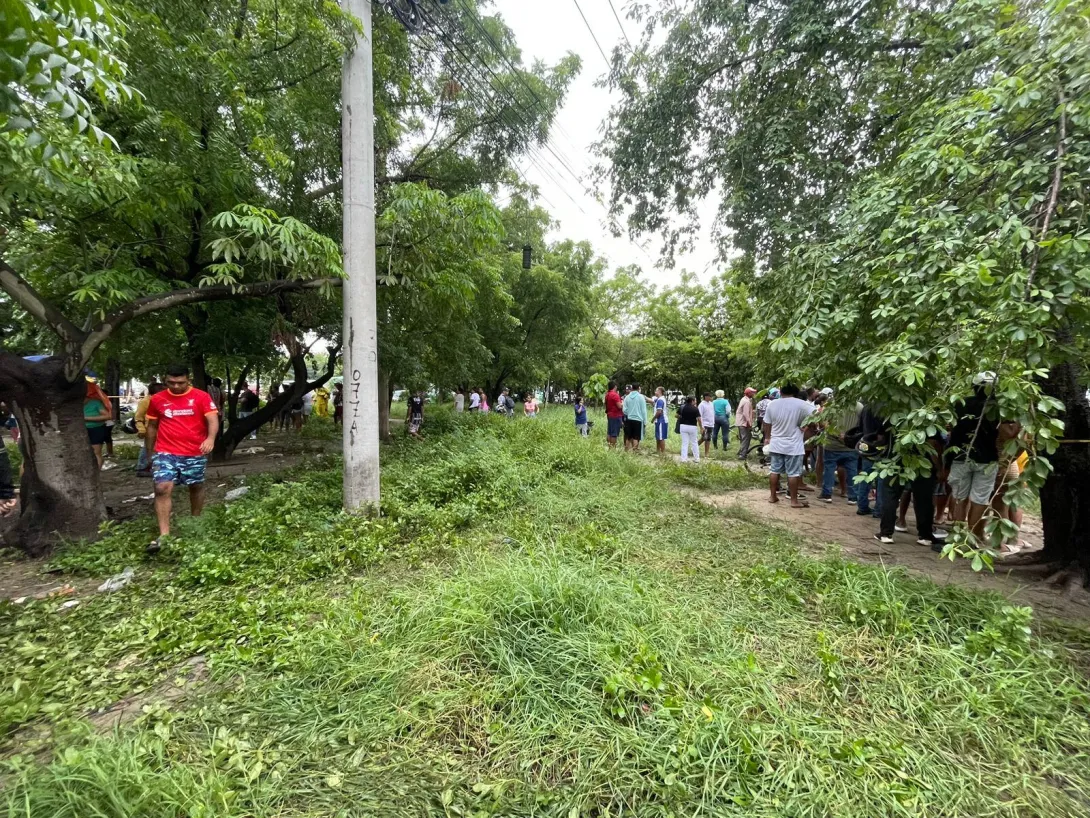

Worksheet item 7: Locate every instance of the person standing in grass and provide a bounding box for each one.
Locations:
[469,388,481,412]
[135,382,166,477]
[145,364,219,555]
[574,396,589,436]
[454,387,465,413]
[237,385,260,440]
[678,396,702,462]
[652,387,669,454]
[604,381,624,448]
[479,389,490,413]
[84,379,112,470]
[622,384,649,451]
[523,392,538,418]
[698,392,716,458]
[712,389,732,451]
[406,391,425,438]
[762,383,812,508]
[736,387,756,460]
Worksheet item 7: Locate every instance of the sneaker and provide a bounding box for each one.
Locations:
[931,541,945,553]
[933,528,948,540]
[856,508,872,516]
[874,534,894,545]
[894,524,908,533]
[916,538,933,547]
[819,495,833,503]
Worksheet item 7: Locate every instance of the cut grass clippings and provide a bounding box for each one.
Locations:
[2,408,1089,817]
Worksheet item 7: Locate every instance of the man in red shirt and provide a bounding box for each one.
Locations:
[604,381,624,449]
[144,364,220,554]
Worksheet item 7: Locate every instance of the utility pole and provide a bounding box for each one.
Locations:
[341,0,381,510]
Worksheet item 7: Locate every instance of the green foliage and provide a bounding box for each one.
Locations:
[3,412,1090,817]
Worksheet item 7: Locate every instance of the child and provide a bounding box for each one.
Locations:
[574,397,589,436]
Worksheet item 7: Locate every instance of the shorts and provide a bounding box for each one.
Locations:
[948,460,999,505]
[769,452,804,478]
[607,417,623,438]
[87,425,109,445]
[624,419,643,440]
[153,453,208,486]
[702,427,715,443]
[409,416,422,434]
[655,417,669,441]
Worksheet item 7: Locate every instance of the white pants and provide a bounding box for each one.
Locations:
[680,424,700,462]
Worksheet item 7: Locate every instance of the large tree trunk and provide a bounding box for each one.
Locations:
[105,357,121,422]
[1037,357,1090,585]
[0,356,104,556]
[378,367,392,440]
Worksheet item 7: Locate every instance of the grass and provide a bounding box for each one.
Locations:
[2,408,1089,817]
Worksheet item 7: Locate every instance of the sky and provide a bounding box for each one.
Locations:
[489,0,721,288]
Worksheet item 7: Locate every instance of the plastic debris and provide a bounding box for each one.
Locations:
[98,567,136,593]
[61,599,80,609]
[225,487,250,502]
[238,447,266,455]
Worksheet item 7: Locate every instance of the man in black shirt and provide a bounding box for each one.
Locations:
[947,372,1001,540]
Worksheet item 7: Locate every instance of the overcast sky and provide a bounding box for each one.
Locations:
[490,0,720,288]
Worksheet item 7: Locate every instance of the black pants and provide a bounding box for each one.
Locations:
[879,472,935,540]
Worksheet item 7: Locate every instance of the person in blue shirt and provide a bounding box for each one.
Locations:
[574,397,589,436]
[652,387,669,454]
[712,390,732,452]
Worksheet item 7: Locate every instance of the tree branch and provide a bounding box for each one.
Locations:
[80,278,342,373]
[1025,93,1066,299]
[0,259,84,350]
[253,61,334,94]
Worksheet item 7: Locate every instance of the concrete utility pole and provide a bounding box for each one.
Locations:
[341,0,381,510]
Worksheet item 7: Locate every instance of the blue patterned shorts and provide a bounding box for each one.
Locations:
[152,453,207,486]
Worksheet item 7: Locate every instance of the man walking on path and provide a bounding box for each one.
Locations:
[736,387,756,460]
[622,384,649,451]
[712,390,732,451]
[605,382,624,448]
[762,384,812,508]
[145,365,219,555]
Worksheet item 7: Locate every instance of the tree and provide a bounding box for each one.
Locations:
[757,0,1090,592]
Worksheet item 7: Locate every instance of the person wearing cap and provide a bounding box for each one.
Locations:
[947,372,1004,542]
[736,387,756,460]
[698,393,717,457]
[711,389,732,453]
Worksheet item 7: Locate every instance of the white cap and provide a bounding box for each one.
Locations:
[820,387,834,396]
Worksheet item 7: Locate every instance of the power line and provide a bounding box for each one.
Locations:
[421,4,591,202]
[450,0,584,157]
[607,0,633,50]
[570,0,612,70]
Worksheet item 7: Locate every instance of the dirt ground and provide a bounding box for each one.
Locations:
[708,487,1090,622]
[0,430,337,601]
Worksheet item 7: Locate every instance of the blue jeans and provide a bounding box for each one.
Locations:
[136,442,150,473]
[821,450,858,500]
[857,458,882,515]
[713,418,731,448]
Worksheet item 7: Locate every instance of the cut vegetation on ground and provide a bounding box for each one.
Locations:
[3,410,1090,817]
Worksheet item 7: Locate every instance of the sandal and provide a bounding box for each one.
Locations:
[146,537,163,556]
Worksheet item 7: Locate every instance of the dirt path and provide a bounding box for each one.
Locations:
[708,487,1090,622]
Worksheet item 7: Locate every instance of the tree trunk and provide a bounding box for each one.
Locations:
[1037,357,1090,583]
[105,357,121,422]
[0,356,104,556]
[378,367,392,440]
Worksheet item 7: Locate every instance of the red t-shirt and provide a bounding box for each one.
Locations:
[605,390,624,419]
[146,387,218,456]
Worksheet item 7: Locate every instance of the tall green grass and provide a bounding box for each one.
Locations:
[3,408,1089,817]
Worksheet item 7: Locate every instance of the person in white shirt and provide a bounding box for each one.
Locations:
[468,389,481,412]
[762,383,814,508]
[454,388,465,413]
[698,393,716,457]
